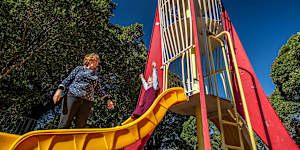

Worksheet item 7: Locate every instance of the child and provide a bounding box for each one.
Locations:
[131,62,159,119]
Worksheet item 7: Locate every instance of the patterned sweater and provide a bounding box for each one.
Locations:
[58,66,106,101]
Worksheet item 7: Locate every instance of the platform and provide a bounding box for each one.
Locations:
[170,92,252,149]
[170,92,233,118]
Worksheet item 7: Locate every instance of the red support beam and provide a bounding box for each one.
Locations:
[222,9,299,150]
[190,0,211,149]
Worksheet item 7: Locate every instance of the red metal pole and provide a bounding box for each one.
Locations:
[189,0,211,149]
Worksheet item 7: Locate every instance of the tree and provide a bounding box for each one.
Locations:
[0,0,147,128]
[87,23,148,128]
[270,32,300,102]
[145,111,192,150]
[269,32,300,146]
[269,89,300,146]
[180,116,222,150]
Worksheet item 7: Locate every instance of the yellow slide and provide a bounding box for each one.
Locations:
[0,88,186,150]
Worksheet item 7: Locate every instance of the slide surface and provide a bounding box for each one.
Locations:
[0,87,186,150]
[124,6,164,150]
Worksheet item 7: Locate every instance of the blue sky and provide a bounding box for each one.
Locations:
[110,0,300,96]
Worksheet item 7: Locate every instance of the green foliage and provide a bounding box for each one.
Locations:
[0,0,147,128]
[269,89,300,146]
[0,0,194,148]
[269,32,300,146]
[87,23,147,128]
[145,111,191,150]
[181,116,198,149]
[208,121,222,150]
[3,0,297,149]
[180,116,222,150]
[270,32,300,102]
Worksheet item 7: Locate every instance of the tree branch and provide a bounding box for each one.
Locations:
[57,41,80,48]
[0,38,53,81]
[1,44,19,75]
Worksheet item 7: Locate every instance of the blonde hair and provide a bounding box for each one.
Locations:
[83,53,100,66]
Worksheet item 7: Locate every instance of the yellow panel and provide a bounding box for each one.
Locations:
[0,132,20,150]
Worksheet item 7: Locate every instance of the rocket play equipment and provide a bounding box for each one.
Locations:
[0,0,298,150]
[126,0,298,149]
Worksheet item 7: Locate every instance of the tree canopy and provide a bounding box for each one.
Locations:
[1,0,298,149]
[270,32,300,102]
[0,0,147,126]
[0,1,193,149]
[269,32,300,146]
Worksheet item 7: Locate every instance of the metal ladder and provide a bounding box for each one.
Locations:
[206,31,257,150]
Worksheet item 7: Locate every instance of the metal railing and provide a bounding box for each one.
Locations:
[164,48,200,95]
[0,110,57,135]
[196,0,223,34]
[209,31,258,150]
[159,0,198,94]
[158,0,224,94]
[159,1,257,149]
[159,0,193,64]
[205,33,245,149]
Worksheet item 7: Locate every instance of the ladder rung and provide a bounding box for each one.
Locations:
[227,109,244,126]
[227,109,237,121]
[222,120,238,126]
[225,144,241,149]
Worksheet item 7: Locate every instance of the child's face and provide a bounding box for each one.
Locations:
[147,77,153,86]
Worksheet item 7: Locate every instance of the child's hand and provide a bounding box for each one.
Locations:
[152,62,156,68]
[107,100,114,109]
[139,74,144,79]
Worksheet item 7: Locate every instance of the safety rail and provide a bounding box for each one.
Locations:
[163,48,200,96]
[158,0,193,65]
[159,0,224,94]
[159,0,198,94]
[159,0,257,149]
[209,31,258,150]
[204,33,245,149]
[0,110,57,135]
[196,0,223,34]
[203,43,233,101]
